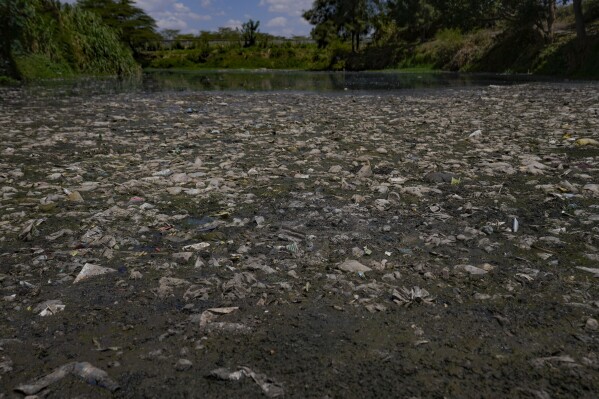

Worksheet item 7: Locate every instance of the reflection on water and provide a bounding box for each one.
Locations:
[14,69,558,97]
[143,69,546,92]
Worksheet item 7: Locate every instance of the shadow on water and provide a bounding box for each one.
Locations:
[11,69,569,98]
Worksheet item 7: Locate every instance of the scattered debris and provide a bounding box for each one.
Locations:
[208,366,284,397]
[1,80,598,397]
[392,287,434,306]
[337,259,372,273]
[73,263,116,283]
[15,362,119,394]
[33,300,65,316]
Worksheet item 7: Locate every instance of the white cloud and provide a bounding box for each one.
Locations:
[135,0,165,13]
[63,0,312,37]
[258,0,313,16]
[225,19,242,30]
[156,15,188,31]
[266,17,288,28]
[134,0,211,34]
[173,2,190,12]
[257,0,313,36]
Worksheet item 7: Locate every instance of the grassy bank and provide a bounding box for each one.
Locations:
[140,1,599,80]
[343,20,599,79]
[141,24,598,80]
[143,42,343,71]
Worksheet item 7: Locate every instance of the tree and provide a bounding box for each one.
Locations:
[241,19,260,47]
[77,0,160,54]
[428,0,499,31]
[496,0,575,42]
[340,0,373,51]
[572,0,586,39]
[160,29,180,41]
[0,0,33,78]
[303,0,373,51]
[303,0,339,48]
[385,0,441,42]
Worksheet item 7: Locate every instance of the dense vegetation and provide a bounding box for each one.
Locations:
[1,0,598,81]
[301,0,599,76]
[144,0,599,78]
[0,0,140,81]
[77,0,161,58]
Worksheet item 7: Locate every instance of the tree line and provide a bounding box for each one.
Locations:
[303,0,592,52]
[2,0,597,79]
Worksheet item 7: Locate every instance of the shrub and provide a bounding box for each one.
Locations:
[13,1,139,79]
[584,0,599,22]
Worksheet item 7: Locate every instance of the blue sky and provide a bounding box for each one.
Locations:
[65,0,315,37]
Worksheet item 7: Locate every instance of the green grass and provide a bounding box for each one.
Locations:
[15,54,75,79]
[145,44,332,71]
[533,33,599,78]
[0,76,21,86]
[385,65,438,73]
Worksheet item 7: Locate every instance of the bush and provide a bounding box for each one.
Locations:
[451,30,495,71]
[15,54,74,79]
[0,75,20,85]
[13,1,139,79]
[584,0,599,22]
[411,29,464,70]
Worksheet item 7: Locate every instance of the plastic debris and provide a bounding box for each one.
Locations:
[15,362,119,395]
[182,242,211,251]
[1,79,598,397]
[576,267,599,277]
[337,259,372,273]
[575,138,599,146]
[208,366,284,397]
[66,190,84,203]
[18,219,45,241]
[33,300,65,317]
[468,129,482,140]
[73,263,117,283]
[392,286,434,306]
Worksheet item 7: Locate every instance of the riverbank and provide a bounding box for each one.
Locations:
[1,82,599,397]
[139,25,599,80]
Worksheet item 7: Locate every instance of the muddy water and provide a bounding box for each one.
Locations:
[0,77,598,398]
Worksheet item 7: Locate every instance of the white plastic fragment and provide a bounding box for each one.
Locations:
[182,242,211,251]
[15,362,119,394]
[468,129,482,139]
[73,263,116,283]
[208,366,284,397]
[337,259,372,273]
[33,300,65,317]
[454,265,488,275]
[577,267,599,277]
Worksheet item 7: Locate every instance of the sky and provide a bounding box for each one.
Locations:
[64,0,315,37]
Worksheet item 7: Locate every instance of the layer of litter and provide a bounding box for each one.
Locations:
[1,82,599,397]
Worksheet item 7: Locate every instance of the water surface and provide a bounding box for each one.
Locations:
[12,69,565,98]
[143,69,547,93]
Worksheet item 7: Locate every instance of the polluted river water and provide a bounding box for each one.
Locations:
[1,71,599,397]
